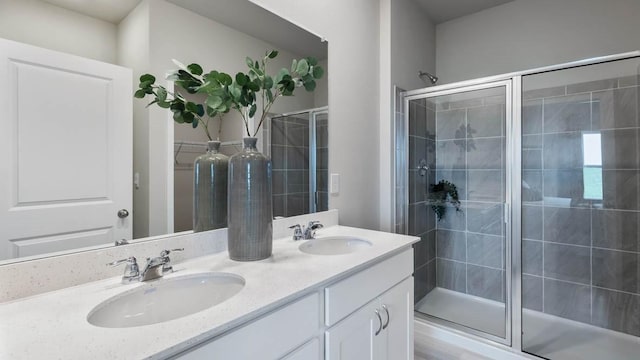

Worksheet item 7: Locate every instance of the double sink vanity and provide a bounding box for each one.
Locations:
[0,211,418,359]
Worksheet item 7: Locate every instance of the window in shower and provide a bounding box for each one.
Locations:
[521,58,640,360]
[410,83,510,340]
[582,133,603,200]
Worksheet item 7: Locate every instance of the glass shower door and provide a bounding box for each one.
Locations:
[410,81,511,341]
[521,57,640,360]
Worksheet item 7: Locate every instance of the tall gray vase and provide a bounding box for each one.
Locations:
[227,137,273,261]
[193,140,228,232]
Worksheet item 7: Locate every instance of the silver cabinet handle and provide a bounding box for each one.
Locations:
[382,304,390,330]
[374,309,382,336]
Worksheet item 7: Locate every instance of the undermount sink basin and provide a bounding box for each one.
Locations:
[298,236,372,255]
[87,272,245,328]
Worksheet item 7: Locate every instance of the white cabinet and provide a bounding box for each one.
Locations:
[173,293,321,360]
[326,277,413,360]
[172,248,413,360]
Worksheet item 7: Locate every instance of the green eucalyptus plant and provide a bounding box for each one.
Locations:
[134,50,324,139]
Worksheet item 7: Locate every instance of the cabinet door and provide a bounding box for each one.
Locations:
[380,277,413,360]
[325,299,384,360]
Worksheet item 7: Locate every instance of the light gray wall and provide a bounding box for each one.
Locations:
[379,0,436,231]
[391,0,436,92]
[250,0,381,230]
[0,0,118,64]
[118,0,150,239]
[436,0,640,84]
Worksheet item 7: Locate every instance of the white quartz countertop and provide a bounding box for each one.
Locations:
[0,226,418,360]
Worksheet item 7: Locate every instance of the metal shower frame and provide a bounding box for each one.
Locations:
[395,51,640,352]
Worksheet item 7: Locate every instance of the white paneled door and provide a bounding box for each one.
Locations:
[0,38,132,260]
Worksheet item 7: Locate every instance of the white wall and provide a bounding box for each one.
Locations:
[0,0,117,64]
[391,0,436,92]
[249,0,381,230]
[436,0,640,83]
[379,0,436,231]
[314,59,329,107]
[117,0,150,239]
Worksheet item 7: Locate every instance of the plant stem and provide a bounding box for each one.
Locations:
[252,90,280,137]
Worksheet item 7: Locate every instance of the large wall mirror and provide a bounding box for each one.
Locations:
[0,0,328,264]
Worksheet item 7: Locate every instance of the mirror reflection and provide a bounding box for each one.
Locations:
[0,0,328,264]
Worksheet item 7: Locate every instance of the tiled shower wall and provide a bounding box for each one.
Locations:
[271,116,310,217]
[316,115,329,212]
[410,98,437,303]
[521,75,640,337]
[412,91,507,305]
[432,92,506,303]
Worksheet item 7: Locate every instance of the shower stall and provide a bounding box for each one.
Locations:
[397,52,640,359]
[267,107,329,217]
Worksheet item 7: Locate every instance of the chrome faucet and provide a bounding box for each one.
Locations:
[108,248,184,284]
[289,221,324,240]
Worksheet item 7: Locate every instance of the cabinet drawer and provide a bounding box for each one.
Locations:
[282,337,321,360]
[324,248,413,326]
[175,292,320,360]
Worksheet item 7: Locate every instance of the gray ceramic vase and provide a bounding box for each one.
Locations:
[193,141,228,232]
[227,137,273,261]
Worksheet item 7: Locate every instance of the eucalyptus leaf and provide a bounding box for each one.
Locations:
[140,74,156,83]
[268,50,278,59]
[218,73,233,86]
[307,57,318,66]
[196,104,205,117]
[248,80,260,92]
[236,72,248,86]
[290,59,297,73]
[182,112,195,123]
[187,63,203,75]
[157,88,167,102]
[206,96,223,110]
[173,111,184,123]
[139,80,153,89]
[304,79,316,91]
[134,89,146,98]
[245,57,254,68]
[296,59,309,76]
[185,102,198,113]
[312,66,324,79]
[157,101,171,109]
[275,68,289,84]
[249,104,257,118]
[263,76,273,89]
[192,117,199,128]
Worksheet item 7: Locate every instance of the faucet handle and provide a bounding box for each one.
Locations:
[108,256,137,267]
[160,248,184,273]
[108,257,139,284]
[307,220,323,228]
[160,248,184,257]
[289,224,304,240]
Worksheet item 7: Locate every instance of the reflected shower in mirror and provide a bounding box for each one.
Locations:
[265,107,329,218]
[0,0,328,264]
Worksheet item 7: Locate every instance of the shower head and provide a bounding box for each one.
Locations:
[418,71,438,84]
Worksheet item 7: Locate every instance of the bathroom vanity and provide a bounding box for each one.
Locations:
[0,212,418,360]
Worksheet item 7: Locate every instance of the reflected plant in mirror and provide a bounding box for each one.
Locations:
[135,50,324,138]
